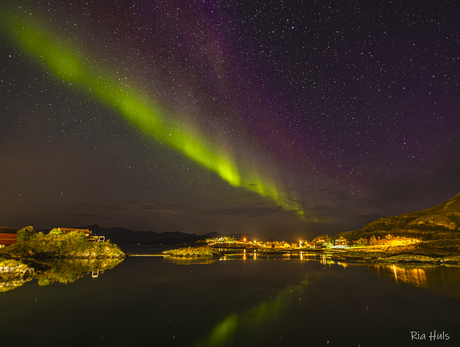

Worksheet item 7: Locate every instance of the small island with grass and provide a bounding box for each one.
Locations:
[0,226,125,292]
[162,246,222,258]
[0,226,125,259]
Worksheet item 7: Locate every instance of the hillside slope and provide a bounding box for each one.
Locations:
[339,193,460,240]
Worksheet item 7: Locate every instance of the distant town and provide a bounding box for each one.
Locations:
[205,234,421,250]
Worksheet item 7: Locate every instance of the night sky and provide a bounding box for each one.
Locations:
[1,0,459,240]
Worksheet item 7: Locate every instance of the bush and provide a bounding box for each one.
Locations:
[163,246,221,258]
[64,231,86,242]
[49,228,63,236]
[16,226,36,243]
[369,236,378,246]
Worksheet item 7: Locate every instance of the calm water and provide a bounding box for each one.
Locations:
[1,252,460,347]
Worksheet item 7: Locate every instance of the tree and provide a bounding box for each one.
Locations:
[369,235,378,246]
[16,226,36,243]
[358,238,368,246]
[49,228,63,236]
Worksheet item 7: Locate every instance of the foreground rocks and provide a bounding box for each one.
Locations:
[331,239,460,264]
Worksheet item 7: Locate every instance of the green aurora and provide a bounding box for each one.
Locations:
[2,6,312,220]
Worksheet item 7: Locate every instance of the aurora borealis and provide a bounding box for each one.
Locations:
[1,0,459,239]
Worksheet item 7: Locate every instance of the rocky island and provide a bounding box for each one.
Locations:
[0,226,125,292]
[0,226,125,259]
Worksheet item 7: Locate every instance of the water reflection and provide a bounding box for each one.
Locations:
[371,264,429,288]
[189,276,309,347]
[319,253,335,266]
[34,258,124,286]
[185,256,460,346]
[0,269,34,292]
[368,263,460,299]
[0,258,124,291]
[162,257,218,265]
[213,251,335,264]
[204,251,460,299]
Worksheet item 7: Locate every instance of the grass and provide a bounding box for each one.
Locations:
[163,246,221,258]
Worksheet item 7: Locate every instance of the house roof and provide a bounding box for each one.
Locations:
[0,233,17,245]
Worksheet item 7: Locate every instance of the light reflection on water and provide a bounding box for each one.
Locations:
[189,274,309,347]
[371,264,429,288]
[162,257,218,265]
[182,255,460,347]
[215,250,334,264]
[367,263,460,299]
[0,258,124,291]
[170,251,460,302]
[1,254,460,346]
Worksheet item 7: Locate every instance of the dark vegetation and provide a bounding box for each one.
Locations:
[0,226,125,259]
[0,226,125,292]
[162,246,222,258]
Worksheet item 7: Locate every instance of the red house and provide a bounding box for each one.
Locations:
[0,233,18,246]
[335,236,348,247]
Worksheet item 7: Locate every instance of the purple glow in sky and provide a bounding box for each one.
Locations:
[1,0,459,239]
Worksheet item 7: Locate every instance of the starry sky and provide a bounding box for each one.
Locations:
[1,0,459,240]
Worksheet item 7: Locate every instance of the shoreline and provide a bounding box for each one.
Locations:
[159,242,460,265]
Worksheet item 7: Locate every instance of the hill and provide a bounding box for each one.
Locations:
[0,227,18,234]
[338,193,460,240]
[79,225,195,245]
[71,225,258,246]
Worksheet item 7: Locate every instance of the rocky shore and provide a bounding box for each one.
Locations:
[331,239,460,264]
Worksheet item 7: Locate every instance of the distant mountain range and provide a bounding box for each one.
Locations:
[0,227,18,233]
[338,193,460,240]
[0,224,257,245]
[4,194,460,244]
[76,225,257,246]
